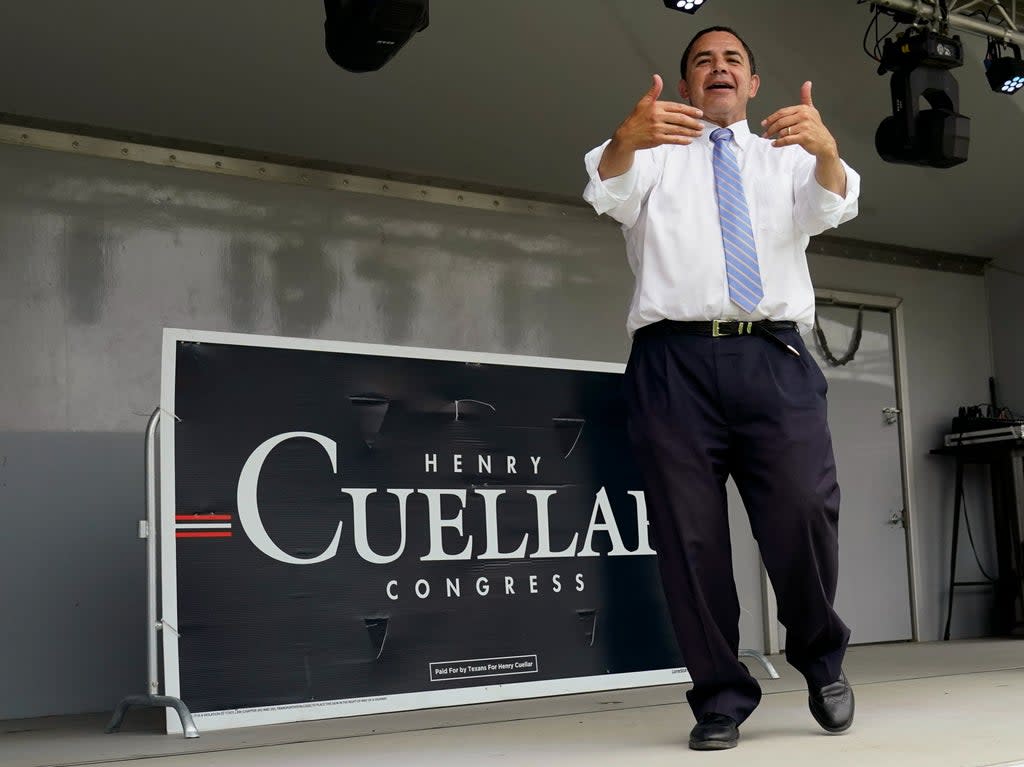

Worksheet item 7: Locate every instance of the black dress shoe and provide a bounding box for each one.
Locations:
[808,671,855,733]
[689,713,739,750]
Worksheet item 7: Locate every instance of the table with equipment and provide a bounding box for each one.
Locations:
[933,424,1024,640]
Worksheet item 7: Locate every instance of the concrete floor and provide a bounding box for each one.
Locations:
[4,639,1024,767]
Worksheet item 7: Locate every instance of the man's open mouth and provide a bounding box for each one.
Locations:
[707,83,734,91]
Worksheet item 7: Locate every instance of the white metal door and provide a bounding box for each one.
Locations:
[804,304,913,644]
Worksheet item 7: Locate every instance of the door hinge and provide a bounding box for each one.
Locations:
[887,509,906,528]
[882,406,901,425]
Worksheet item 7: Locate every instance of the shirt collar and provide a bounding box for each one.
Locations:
[700,119,752,151]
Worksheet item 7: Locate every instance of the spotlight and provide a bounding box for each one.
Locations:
[663,0,709,14]
[878,27,966,71]
[324,0,429,73]
[985,41,1024,95]
[874,28,970,168]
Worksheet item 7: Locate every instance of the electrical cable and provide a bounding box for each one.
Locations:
[813,307,864,366]
[962,7,995,22]
[877,17,901,57]
[863,6,883,61]
[861,3,905,64]
[959,481,997,582]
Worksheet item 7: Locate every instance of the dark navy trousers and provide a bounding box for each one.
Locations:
[624,322,851,724]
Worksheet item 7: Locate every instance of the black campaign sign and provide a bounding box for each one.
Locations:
[163,332,683,730]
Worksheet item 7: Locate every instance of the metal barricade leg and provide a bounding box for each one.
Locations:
[106,407,199,739]
[738,648,780,679]
[106,695,199,739]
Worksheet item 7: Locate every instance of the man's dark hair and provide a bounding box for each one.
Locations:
[680,26,757,80]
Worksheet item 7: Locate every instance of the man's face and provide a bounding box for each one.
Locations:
[679,31,760,127]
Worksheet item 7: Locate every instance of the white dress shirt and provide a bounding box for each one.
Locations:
[583,119,860,336]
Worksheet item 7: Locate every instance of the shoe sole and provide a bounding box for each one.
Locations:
[818,719,853,734]
[689,739,739,750]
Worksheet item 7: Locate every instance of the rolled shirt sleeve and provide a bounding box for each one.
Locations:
[583,141,660,229]
[793,157,860,236]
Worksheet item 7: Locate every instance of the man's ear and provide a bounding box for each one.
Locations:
[748,73,761,99]
[678,78,691,101]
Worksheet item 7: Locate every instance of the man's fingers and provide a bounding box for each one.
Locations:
[801,80,813,107]
[658,124,704,138]
[660,111,704,132]
[658,102,704,127]
[762,114,802,138]
[761,103,823,138]
[631,76,703,147]
[771,128,810,145]
[658,134,696,146]
[661,102,704,118]
[761,105,803,128]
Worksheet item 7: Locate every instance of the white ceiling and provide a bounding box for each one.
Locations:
[0,0,1021,269]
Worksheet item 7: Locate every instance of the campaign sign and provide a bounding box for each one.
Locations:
[159,329,686,732]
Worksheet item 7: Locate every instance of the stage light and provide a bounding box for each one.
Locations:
[874,28,970,168]
[663,0,709,14]
[985,42,1024,94]
[324,0,429,73]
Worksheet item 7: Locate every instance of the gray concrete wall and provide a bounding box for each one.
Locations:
[0,140,996,720]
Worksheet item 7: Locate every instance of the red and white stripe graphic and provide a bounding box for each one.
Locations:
[175,514,233,539]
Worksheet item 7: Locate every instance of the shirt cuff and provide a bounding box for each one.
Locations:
[804,161,860,228]
[583,141,639,215]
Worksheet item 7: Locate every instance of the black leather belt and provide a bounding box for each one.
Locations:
[636,319,801,356]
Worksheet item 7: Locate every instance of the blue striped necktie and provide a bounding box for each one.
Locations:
[710,128,763,313]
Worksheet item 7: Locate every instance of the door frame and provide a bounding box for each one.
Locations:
[760,287,920,652]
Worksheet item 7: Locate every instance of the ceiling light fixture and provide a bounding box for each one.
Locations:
[874,27,971,168]
[663,0,710,15]
[324,0,429,73]
[985,41,1024,95]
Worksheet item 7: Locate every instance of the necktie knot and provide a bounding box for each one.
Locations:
[710,127,734,144]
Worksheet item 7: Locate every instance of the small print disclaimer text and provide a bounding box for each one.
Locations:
[429,655,539,682]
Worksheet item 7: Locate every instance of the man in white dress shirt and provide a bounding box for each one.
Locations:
[583,27,859,750]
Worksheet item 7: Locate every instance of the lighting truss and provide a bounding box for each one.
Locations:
[866,0,1024,46]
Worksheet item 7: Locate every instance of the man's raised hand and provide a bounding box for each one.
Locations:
[762,81,847,196]
[597,75,704,180]
[760,81,839,161]
[613,75,705,151]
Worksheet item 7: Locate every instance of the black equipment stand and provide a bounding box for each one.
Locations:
[932,439,1024,640]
